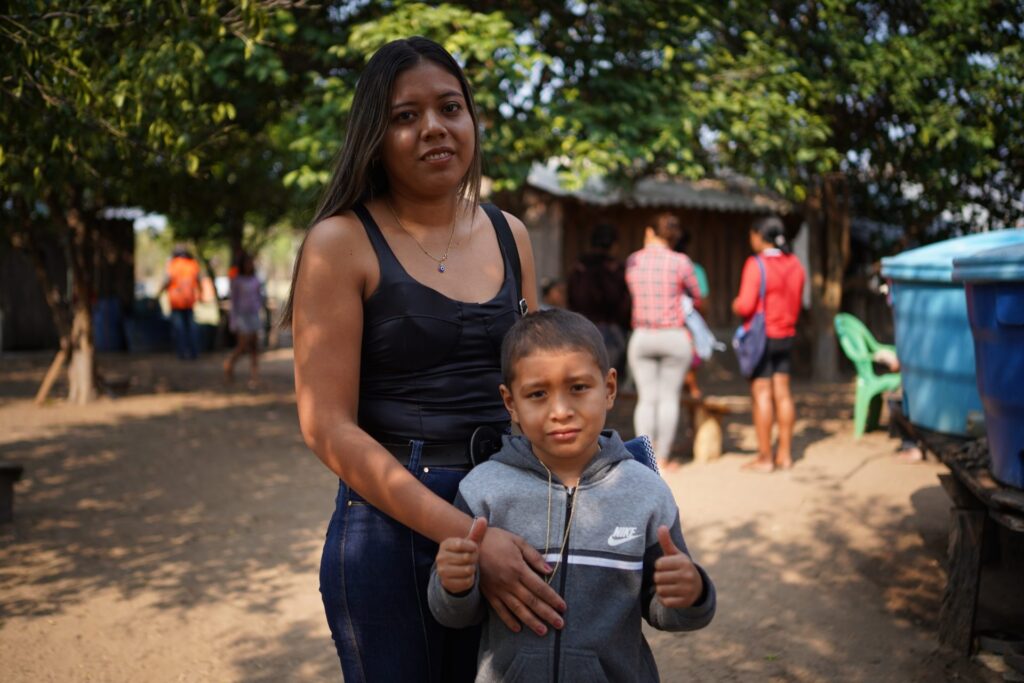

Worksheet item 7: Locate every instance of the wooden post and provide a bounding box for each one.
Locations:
[805,175,851,381]
[692,404,723,464]
[938,507,985,654]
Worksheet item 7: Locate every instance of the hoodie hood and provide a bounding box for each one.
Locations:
[490,429,632,486]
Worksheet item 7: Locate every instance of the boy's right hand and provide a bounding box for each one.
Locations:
[437,517,488,594]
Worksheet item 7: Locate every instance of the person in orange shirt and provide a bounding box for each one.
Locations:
[159,245,202,360]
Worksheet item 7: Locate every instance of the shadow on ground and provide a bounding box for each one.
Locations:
[0,351,998,682]
[0,384,340,680]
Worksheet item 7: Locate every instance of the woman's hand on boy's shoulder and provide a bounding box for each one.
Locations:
[652,525,704,609]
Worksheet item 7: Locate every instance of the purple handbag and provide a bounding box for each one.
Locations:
[732,257,767,378]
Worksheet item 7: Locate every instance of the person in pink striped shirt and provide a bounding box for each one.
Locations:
[625,212,703,466]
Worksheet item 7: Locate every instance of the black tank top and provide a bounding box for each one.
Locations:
[354,203,518,443]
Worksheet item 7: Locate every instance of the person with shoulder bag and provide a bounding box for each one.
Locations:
[732,216,806,472]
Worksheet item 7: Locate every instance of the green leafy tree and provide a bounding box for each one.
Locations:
[1,1,273,402]
[721,0,1024,376]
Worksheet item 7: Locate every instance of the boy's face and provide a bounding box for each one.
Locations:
[500,348,617,477]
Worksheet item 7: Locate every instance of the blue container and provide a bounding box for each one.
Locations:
[123,301,173,353]
[953,244,1024,488]
[881,229,1024,435]
[93,297,127,352]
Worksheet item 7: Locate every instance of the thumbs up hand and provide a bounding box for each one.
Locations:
[653,525,703,608]
[437,517,488,594]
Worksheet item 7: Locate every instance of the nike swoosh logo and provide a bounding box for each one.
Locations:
[607,533,643,546]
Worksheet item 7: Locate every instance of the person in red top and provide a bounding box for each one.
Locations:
[625,212,703,467]
[732,216,806,472]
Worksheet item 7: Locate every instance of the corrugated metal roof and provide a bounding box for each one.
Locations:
[527,164,789,214]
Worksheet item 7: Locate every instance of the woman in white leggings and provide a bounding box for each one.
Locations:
[625,213,704,465]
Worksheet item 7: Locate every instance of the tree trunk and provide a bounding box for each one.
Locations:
[806,174,851,381]
[66,300,96,404]
[9,214,74,404]
[227,214,245,268]
[63,200,98,404]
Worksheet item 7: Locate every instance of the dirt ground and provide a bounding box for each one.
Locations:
[0,349,1003,682]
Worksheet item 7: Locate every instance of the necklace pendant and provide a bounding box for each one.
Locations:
[438,263,446,273]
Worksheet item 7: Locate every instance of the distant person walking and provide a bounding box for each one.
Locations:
[160,245,202,360]
[625,212,703,466]
[224,253,264,387]
[732,216,806,472]
[568,222,631,376]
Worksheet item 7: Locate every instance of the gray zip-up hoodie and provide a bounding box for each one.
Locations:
[428,431,716,682]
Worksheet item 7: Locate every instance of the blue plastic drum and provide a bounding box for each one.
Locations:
[881,230,1024,436]
[953,243,1024,488]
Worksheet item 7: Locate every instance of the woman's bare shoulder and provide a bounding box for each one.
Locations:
[304,211,371,258]
[499,209,529,240]
[297,211,378,296]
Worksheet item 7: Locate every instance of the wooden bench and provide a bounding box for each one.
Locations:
[0,463,24,524]
[936,460,1024,654]
[618,390,750,462]
[905,423,1024,657]
[680,395,750,463]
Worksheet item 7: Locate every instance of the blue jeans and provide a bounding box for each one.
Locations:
[320,441,480,682]
[169,308,199,360]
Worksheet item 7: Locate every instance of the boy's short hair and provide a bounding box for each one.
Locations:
[501,309,611,386]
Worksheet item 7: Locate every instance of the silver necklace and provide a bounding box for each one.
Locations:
[386,199,457,274]
[541,463,580,585]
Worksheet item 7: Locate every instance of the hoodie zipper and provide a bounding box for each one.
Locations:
[552,485,574,683]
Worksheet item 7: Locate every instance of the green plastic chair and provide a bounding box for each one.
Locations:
[834,313,902,438]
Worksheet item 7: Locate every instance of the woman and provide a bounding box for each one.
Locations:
[280,37,564,682]
[223,253,263,387]
[732,216,806,472]
[625,212,703,467]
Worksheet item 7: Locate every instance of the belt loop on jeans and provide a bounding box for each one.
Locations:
[406,439,423,472]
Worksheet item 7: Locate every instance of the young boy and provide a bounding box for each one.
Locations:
[428,309,716,682]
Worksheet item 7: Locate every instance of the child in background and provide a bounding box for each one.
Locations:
[539,277,567,310]
[429,309,716,682]
[223,253,264,388]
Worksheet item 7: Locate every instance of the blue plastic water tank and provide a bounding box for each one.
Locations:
[953,243,1024,488]
[880,229,1024,435]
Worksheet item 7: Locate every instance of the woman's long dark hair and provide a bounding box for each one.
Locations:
[279,36,482,325]
[752,215,792,255]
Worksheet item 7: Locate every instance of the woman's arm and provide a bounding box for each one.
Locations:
[680,256,703,311]
[731,256,760,318]
[294,212,565,634]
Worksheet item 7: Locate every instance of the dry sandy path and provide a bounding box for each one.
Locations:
[0,351,992,681]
